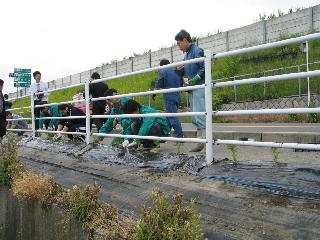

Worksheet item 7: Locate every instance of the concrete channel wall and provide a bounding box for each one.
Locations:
[8,4,320,99]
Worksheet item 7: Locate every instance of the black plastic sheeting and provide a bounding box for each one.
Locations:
[19,138,320,194]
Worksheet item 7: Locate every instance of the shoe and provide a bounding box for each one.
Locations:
[190,130,205,152]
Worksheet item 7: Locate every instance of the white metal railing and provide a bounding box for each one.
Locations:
[6,32,320,165]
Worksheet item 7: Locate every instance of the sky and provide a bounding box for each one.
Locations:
[0,0,319,94]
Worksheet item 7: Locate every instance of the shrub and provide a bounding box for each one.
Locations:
[0,134,23,186]
[62,184,101,225]
[11,171,63,208]
[84,203,135,239]
[134,189,204,240]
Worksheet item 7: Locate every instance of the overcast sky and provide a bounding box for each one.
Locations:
[1,0,318,94]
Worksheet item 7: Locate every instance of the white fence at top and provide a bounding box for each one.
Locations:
[7,4,320,100]
[7,33,320,165]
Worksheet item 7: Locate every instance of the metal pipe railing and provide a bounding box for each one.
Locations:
[91,57,205,84]
[214,70,320,88]
[91,84,204,102]
[215,139,320,151]
[94,133,206,143]
[7,33,320,166]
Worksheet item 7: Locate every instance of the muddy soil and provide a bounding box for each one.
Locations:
[17,137,320,240]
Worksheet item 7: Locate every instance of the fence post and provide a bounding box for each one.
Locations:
[309,7,314,33]
[306,41,310,107]
[30,93,36,138]
[262,20,267,43]
[204,50,213,165]
[263,72,266,99]
[298,65,301,97]
[85,79,91,145]
[233,76,237,102]
[225,31,230,51]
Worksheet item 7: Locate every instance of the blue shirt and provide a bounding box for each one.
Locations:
[183,43,205,85]
[155,67,183,102]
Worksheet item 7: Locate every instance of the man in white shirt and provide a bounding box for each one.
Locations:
[30,71,49,130]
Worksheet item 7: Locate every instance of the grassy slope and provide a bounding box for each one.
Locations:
[12,38,320,120]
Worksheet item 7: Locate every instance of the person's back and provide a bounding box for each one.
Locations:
[156,67,182,101]
[138,105,170,136]
[12,114,28,129]
[89,82,108,98]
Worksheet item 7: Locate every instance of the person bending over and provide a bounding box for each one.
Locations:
[6,112,28,136]
[122,99,170,150]
[98,89,132,145]
[39,104,62,130]
[55,104,86,141]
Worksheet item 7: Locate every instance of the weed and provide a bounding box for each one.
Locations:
[133,188,204,240]
[271,147,281,163]
[0,134,23,186]
[176,142,182,154]
[11,171,64,208]
[288,113,299,122]
[227,145,239,164]
[62,184,101,226]
[84,203,135,239]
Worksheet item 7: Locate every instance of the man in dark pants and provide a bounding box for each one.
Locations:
[0,79,6,138]
[29,71,49,130]
[155,59,184,138]
[89,72,109,131]
[55,104,86,141]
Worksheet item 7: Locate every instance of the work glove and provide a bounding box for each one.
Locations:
[122,140,130,148]
[53,133,63,140]
[187,74,201,86]
[152,94,157,101]
[128,140,138,148]
[112,119,119,129]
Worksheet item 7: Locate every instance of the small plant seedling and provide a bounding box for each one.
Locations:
[176,142,182,154]
[271,147,281,163]
[227,145,239,164]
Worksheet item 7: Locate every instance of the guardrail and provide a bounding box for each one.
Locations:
[7,32,320,165]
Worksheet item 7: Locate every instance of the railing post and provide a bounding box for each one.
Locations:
[263,72,266,99]
[298,65,301,97]
[233,76,237,102]
[30,93,36,138]
[85,79,92,145]
[306,41,310,107]
[204,50,213,165]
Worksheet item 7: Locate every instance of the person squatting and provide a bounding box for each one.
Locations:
[8,30,205,152]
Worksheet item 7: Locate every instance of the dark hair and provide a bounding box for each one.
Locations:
[122,99,141,114]
[175,29,192,43]
[104,88,118,97]
[58,104,69,111]
[160,59,170,66]
[33,71,41,78]
[0,79,4,86]
[91,72,101,80]
[4,94,8,99]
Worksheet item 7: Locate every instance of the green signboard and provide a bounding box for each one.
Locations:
[12,68,32,88]
[14,68,31,74]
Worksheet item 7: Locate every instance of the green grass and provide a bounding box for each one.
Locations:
[12,36,320,122]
